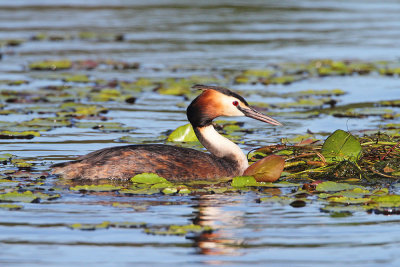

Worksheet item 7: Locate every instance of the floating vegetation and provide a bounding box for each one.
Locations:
[29,60,73,71]
[0,203,23,210]
[249,129,400,183]
[321,130,362,163]
[131,173,169,184]
[70,184,123,192]
[68,221,111,230]
[144,224,212,236]
[0,190,59,203]
[0,130,40,139]
[243,155,285,182]
[167,123,198,142]
[67,220,212,237]
[1,55,400,222]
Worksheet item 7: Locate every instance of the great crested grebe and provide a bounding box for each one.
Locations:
[52,85,281,180]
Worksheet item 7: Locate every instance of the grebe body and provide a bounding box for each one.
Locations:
[52,85,281,180]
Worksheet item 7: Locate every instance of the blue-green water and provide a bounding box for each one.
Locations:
[1,0,400,266]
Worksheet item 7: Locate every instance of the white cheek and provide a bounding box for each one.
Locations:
[222,97,245,116]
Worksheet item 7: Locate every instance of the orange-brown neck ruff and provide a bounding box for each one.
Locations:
[186,87,250,174]
[187,88,247,127]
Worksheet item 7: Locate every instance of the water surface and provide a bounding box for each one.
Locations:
[1,0,400,266]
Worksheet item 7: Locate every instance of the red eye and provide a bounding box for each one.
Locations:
[232,101,239,106]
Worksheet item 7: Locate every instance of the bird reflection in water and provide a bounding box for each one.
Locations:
[190,194,246,256]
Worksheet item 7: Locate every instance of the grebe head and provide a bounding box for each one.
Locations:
[187,84,282,127]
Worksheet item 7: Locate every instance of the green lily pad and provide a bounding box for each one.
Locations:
[321,205,365,214]
[75,121,134,132]
[69,221,110,230]
[231,176,298,188]
[316,181,365,192]
[266,75,302,85]
[119,188,160,195]
[145,224,212,236]
[380,100,400,107]
[162,187,178,194]
[319,187,370,199]
[29,60,72,70]
[0,179,15,183]
[178,188,191,194]
[131,173,168,184]
[0,130,40,139]
[10,158,33,168]
[63,74,90,83]
[282,89,346,98]
[325,196,370,204]
[23,117,72,128]
[0,153,13,161]
[90,89,123,102]
[0,191,39,203]
[109,222,147,228]
[243,69,275,78]
[0,203,23,210]
[111,202,148,211]
[70,184,122,192]
[59,102,107,116]
[259,195,294,205]
[167,123,198,142]
[231,176,258,187]
[150,182,173,189]
[273,98,326,109]
[370,195,400,208]
[321,130,362,163]
[158,84,190,96]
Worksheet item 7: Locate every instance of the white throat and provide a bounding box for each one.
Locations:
[194,125,249,174]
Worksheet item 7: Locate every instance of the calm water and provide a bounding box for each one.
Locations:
[1,0,400,266]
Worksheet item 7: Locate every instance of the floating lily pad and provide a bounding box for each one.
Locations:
[11,158,33,168]
[167,123,198,142]
[63,74,90,83]
[120,188,160,195]
[0,203,23,210]
[321,130,362,163]
[23,117,72,128]
[0,191,39,203]
[29,60,72,70]
[231,176,258,187]
[273,98,326,109]
[316,181,365,192]
[157,83,191,96]
[69,221,110,230]
[74,121,134,132]
[90,89,124,102]
[110,222,147,228]
[111,202,148,211]
[70,184,122,192]
[325,196,370,204]
[131,173,168,184]
[370,195,400,208]
[0,153,13,161]
[145,224,212,236]
[162,187,178,194]
[380,100,400,107]
[243,155,285,182]
[321,205,365,214]
[259,195,295,205]
[0,130,40,139]
[282,89,346,98]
